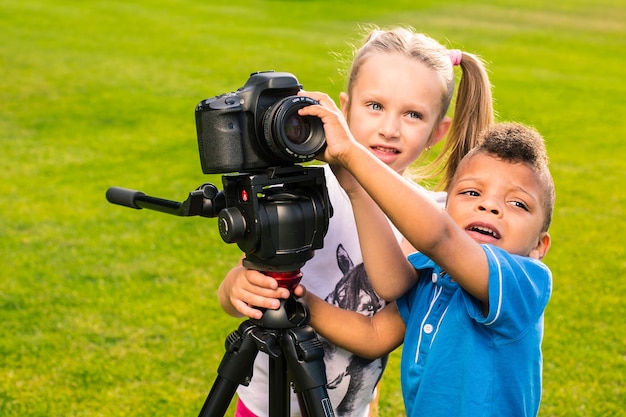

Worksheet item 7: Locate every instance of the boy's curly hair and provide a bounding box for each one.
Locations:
[476,122,548,170]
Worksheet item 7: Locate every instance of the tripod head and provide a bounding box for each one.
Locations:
[106,164,332,283]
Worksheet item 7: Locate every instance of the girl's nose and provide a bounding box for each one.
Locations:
[379,115,400,139]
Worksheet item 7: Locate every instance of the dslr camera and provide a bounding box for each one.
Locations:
[195,71,326,174]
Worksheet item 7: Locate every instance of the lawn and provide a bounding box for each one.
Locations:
[1,0,625,416]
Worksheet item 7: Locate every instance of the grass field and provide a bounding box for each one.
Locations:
[1,0,625,416]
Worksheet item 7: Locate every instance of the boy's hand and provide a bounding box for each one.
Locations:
[297,91,357,166]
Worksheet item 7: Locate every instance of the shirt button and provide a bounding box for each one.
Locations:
[423,324,434,334]
[431,272,438,283]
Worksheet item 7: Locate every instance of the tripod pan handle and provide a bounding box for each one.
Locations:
[106,187,146,209]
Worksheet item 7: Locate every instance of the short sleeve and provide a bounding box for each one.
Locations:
[468,245,552,340]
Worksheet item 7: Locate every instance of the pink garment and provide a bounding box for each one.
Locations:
[235,398,258,417]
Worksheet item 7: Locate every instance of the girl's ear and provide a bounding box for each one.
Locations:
[430,116,452,147]
[339,92,350,118]
[529,232,551,260]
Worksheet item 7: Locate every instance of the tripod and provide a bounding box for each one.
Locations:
[198,271,334,417]
[106,166,335,417]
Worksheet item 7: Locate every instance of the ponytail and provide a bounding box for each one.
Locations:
[432,51,494,190]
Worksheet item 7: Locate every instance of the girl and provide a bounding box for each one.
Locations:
[218,26,494,417]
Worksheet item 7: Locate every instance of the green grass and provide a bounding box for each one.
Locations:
[1,0,625,415]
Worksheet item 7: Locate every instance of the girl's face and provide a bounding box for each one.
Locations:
[340,53,449,175]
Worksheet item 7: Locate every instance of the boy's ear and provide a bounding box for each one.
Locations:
[430,116,452,147]
[529,232,551,260]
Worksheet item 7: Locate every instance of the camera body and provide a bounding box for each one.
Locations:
[195,71,326,174]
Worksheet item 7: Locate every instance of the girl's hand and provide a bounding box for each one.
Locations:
[297,91,357,166]
[293,283,306,299]
[220,266,292,320]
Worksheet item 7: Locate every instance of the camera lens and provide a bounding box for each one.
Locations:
[284,113,311,145]
[263,96,326,162]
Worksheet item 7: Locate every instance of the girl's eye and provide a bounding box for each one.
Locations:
[367,102,383,111]
[407,111,423,120]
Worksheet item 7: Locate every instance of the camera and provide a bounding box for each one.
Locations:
[195,71,326,174]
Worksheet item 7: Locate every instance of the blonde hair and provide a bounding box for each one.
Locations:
[344,26,494,190]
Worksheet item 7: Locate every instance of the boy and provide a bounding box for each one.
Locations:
[295,108,555,416]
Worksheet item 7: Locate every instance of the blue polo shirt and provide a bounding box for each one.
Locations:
[396,245,552,417]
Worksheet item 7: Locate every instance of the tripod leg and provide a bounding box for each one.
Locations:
[198,322,261,417]
[269,353,291,417]
[282,326,335,417]
[198,376,240,417]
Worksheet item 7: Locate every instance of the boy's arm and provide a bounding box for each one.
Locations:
[304,289,405,359]
[340,144,489,303]
[299,94,490,303]
[341,169,418,300]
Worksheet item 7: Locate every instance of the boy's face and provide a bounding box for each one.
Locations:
[446,152,551,259]
[339,53,449,175]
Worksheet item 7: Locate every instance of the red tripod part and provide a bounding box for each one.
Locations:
[264,270,303,292]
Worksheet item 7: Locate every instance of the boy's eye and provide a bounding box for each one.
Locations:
[510,200,529,211]
[461,190,480,197]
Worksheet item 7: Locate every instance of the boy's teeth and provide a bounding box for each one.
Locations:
[473,226,496,237]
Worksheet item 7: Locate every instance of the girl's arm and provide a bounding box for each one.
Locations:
[303,288,405,359]
[300,93,490,303]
